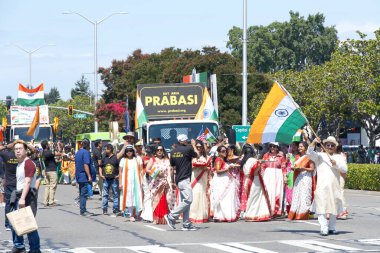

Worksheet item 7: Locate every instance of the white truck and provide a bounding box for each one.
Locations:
[136,83,220,150]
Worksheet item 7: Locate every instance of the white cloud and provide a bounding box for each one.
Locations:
[336,21,379,35]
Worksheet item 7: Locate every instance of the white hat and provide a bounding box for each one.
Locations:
[177,134,188,142]
[269,142,280,147]
[323,136,339,146]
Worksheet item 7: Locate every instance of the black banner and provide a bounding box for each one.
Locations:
[138,83,204,120]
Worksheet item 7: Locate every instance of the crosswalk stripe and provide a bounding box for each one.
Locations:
[69,248,96,253]
[358,239,380,246]
[203,243,278,253]
[280,240,362,252]
[127,245,184,253]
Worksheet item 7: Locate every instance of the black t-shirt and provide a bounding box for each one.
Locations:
[170,144,197,185]
[101,155,119,179]
[0,149,18,187]
[42,150,57,172]
[92,148,102,171]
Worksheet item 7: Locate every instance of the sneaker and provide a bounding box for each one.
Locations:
[181,223,197,231]
[27,250,41,253]
[164,214,176,229]
[6,226,11,231]
[0,202,5,207]
[11,247,26,253]
[80,211,94,217]
[103,209,108,215]
[329,229,339,235]
[320,230,328,236]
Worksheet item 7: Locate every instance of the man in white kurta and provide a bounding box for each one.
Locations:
[307,136,347,236]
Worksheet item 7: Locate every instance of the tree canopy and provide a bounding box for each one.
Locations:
[71,75,92,99]
[227,11,338,72]
[44,87,61,104]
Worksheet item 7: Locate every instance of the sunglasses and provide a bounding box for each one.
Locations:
[219,150,227,153]
[326,144,336,148]
[269,145,278,148]
[126,149,134,153]
[196,146,202,148]
[156,148,164,151]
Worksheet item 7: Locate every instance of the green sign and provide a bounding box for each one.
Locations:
[232,125,251,142]
[74,113,87,119]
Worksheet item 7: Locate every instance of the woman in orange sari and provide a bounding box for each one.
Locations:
[288,141,315,220]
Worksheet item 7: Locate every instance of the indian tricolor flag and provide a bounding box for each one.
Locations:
[247,82,308,144]
[183,71,208,85]
[17,83,45,106]
[195,88,218,121]
[27,106,40,138]
[134,91,148,130]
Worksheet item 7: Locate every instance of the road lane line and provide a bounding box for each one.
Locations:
[69,248,96,253]
[127,245,183,253]
[144,225,166,231]
[358,239,380,246]
[293,220,320,226]
[280,240,362,252]
[203,243,278,253]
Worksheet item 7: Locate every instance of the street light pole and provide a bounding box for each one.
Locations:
[242,0,248,126]
[63,11,127,132]
[12,44,55,89]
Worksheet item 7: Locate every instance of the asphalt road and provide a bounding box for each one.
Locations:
[1,185,380,253]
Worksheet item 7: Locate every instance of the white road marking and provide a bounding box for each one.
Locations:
[203,243,278,253]
[69,248,96,253]
[127,245,183,253]
[359,239,380,246]
[144,225,166,231]
[293,220,320,226]
[280,240,362,252]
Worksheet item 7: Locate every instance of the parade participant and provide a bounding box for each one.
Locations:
[118,144,143,222]
[1,142,36,231]
[75,138,96,217]
[10,140,40,253]
[117,132,136,160]
[189,140,210,223]
[140,143,154,222]
[99,144,119,216]
[336,144,348,220]
[164,134,198,231]
[0,155,4,207]
[146,144,173,224]
[211,146,240,222]
[92,139,103,199]
[241,144,271,221]
[288,142,315,220]
[285,142,299,214]
[61,146,75,185]
[307,136,347,236]
[41,140,61,207]
[260,142,287,217]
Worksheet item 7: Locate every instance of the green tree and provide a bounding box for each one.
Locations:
[0,101,7,120]
[44,87,61,104]
[71,75,92,99]
[227,11,338,72]
[49,96,94,143]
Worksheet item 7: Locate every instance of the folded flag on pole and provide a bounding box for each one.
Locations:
[17,84,45,106]
[134,91,148,130]
[292,129,303,142]
[183,71,208,85]
[247,81,308,144]
[195,88,218,121]
[197,127,217,143]
[27,106,40,138]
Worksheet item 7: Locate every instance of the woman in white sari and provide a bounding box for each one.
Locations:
[189,140,210,223]
[211,146,240,222]
[118,145,143,222]
[242,144,271,221]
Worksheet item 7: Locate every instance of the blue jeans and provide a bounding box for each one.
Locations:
[87,183,93,197]
[102,178,119,211]
[11,191,40,251]
[5,184,16,228]
[78,182,89,214]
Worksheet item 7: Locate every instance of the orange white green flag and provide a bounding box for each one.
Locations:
[247,81,308,144]
[17,83,45,106]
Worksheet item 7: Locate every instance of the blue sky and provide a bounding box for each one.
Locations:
[1,0,379,101]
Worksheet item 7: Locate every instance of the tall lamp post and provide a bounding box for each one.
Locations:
[242,0,248,126]
[12,44,55,89]
[63,11,127,132]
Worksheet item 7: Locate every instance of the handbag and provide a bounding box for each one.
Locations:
[6,206,38,236]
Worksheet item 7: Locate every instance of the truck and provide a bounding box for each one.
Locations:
[136,83,220,150]
[6,105,53,142]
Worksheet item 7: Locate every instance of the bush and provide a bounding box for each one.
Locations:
[346,164,380,191]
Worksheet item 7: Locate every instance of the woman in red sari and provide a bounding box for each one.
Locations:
[146,144,174,224]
